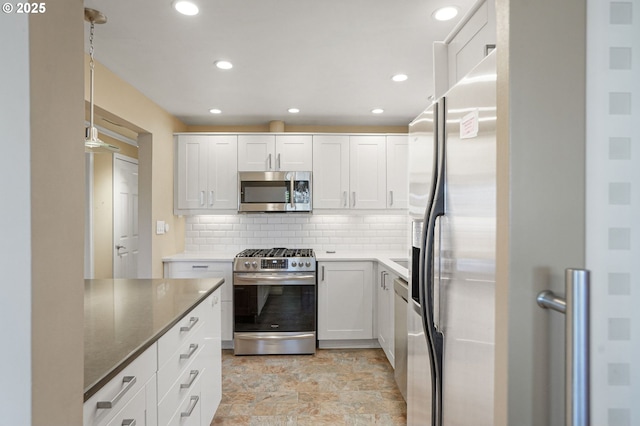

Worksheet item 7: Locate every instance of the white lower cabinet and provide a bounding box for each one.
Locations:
[157,290,222,426]
[377,266,396,368]
[84,288,222,426]
[164,261,233,343]
[84,346,158,426]
[317,261,374,341]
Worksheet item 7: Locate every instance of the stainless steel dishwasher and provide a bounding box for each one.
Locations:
[394,277,409,402]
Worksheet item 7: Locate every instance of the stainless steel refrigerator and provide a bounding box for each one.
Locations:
[407,51,496,426]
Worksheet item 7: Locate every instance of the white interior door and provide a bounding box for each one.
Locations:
[113,154,139,278]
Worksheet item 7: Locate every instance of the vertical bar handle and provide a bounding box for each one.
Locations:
[566,269,590,426]
[536,268,590,426]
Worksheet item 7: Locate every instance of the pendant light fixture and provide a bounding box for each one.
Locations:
[84,8,119,153]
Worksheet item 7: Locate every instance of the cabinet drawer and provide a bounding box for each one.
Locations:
[83,344,157,426]
[159,358,204,426]
[105,385,146,426]
[158,321,205,400]
[164,261,232,301]
[158,301,207,368]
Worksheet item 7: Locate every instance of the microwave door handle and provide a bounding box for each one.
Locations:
[290,178,295,208]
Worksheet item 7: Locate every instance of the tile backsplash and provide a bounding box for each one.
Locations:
[184,214,408,253]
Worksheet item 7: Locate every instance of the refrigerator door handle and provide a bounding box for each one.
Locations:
[418,98,446,426]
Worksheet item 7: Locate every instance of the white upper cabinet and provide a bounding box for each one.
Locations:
[312,135,350,209]
[349,135,387,209]
[237,134,312,171]
[386,135,408,209]
[176,134,238,211]
[276,135,313,171]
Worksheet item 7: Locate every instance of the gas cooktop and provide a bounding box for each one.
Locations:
[235,248,315,258]
[233,248,316,272]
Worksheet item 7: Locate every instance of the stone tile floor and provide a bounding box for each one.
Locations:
[211,348,407,425]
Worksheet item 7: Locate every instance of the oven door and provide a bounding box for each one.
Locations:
[233,272,316,333]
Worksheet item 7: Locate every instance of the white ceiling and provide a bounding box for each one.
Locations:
[84,0,475,127]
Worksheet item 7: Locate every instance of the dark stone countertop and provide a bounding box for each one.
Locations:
[84,278,224,401]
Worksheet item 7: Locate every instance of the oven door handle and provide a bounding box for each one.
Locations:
[233,274,316,285]
[235,333,316,341]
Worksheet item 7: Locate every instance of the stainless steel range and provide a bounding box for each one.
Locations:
[233,248,317,355]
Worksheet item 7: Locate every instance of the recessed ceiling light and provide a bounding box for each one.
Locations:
[288,108,300,114]
[371,108,384,114]
[392,74,408,82]
[173,0,199,16]
[209,108,222,114]
[214,60,233,70]
[433,6,459,21]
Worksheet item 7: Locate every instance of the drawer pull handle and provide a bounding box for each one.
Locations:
[192,265,209,269]
[96,376,137,409]
[180,343,199,360]
[122,420,136,426]
[180,317,199,332]
[180,369,200,389]
[181,395,200,417]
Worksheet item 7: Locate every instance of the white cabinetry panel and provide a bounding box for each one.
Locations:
[276,134,313,171]
[312,135,350,209]
[237,135,275,171]
[318,261,373,340]
[176,135,238,211]
[238,134,312,171]
[164,261,233,342]
[386,135,408,209]
[377,266,396,367]
[349,136,387,209]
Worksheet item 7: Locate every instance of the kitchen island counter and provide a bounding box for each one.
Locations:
[84,277,224,401]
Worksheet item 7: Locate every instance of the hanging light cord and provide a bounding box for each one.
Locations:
[88,20,95,130]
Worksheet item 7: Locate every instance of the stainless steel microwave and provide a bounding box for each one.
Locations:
[238,171,312,213]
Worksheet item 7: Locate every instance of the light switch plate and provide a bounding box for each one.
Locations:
[156,220,165,235]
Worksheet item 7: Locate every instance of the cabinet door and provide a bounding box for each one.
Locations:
[377,268,395,367]
[238,134,276,171]
[207,135,238,209]
[200,290,222,426]
[349,136,387,209]
[164,261,233,342]
[318,262,373,340]
[386,135,408,209]
[176,135,209,210]
[312,135,350,209]
[275,135,313,171]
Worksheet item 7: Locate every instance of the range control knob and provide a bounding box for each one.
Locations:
[244,261,250,269]
[251,261,258,269]
[305,262,311,267]
[291,261,297,267]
